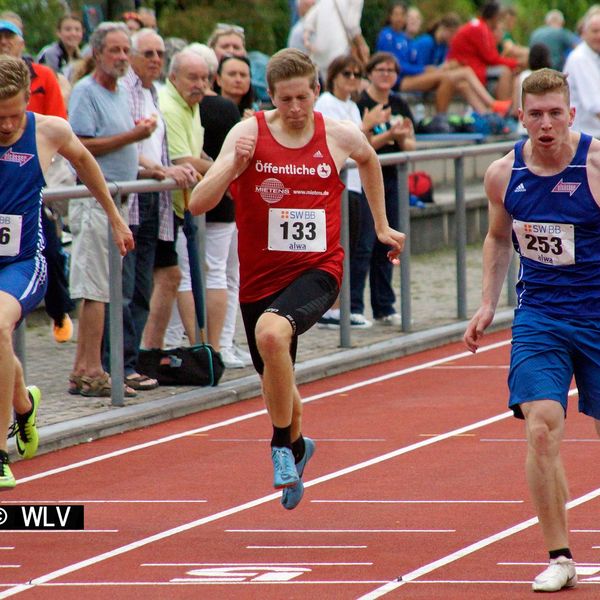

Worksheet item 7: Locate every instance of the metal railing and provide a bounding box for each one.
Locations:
[16,139,516,405]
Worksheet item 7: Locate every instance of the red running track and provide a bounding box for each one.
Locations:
[0,329,599,599]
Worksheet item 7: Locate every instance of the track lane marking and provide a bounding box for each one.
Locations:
[357,485,600,599]
[0,339,512,598]
[16,339,511,486]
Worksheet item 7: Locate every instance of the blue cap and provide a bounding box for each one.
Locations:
[0,21,22,37]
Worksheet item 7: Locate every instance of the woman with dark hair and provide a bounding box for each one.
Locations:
[354,51,415,327]
[215,55,256,119]
[315,54,387,328]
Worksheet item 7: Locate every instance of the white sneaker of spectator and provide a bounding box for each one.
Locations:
[220,346,245,369]
[532,556,577,592]
[375,313,401,326]
[232,344,253,366]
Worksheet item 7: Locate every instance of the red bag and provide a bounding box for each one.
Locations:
[408,171,434,203]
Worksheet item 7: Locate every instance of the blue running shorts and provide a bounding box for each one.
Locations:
[508,308,600,420]
[0,255,47,320]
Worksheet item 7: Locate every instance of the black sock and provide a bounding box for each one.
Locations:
[271,425,292,448]
[549,548,572,560]
[291,435,306,464]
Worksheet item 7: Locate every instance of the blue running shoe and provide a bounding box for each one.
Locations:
[281,437,315,510]
[271,446,299,489]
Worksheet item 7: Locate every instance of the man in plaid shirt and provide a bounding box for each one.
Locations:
[121,28,198,386]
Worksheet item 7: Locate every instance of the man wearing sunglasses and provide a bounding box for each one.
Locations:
[121,28,199,388]
[190,48,404,510]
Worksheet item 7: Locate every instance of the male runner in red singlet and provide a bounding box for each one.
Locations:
[0,55,133,489]
[190,48,405,510]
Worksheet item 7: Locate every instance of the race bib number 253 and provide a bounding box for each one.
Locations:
[512,219,574,266]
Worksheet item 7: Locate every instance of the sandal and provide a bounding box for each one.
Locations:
[124,373,159,391]
[80,373,138,398]
[68,373,84,395]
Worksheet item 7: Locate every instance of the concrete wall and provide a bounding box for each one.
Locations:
[410,196,489,255]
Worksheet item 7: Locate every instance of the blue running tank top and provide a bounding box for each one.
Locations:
[504,133,600,317]
[0,112,45,265]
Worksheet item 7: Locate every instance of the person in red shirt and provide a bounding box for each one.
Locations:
[190,48,405,511]
[447,1,520,101]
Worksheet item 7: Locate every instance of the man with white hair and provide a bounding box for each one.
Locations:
[121,29,198,376]
[158,51,213,346]
[530,9,578,71]
[563,9,600,137]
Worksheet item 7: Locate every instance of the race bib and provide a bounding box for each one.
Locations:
[268,208,326,252]
[0,214,22,257]
[513,219,574,266]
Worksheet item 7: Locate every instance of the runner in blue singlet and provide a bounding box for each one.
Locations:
[464,68,600,593]
[0,55,133,490]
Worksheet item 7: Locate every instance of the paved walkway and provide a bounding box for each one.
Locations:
[16,243,515,458]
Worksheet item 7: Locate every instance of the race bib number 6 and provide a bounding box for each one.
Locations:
[268,208,327,252]
[0,214,22,257]
[513,219,574,266]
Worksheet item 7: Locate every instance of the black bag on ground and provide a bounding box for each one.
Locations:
[137,344,224,387]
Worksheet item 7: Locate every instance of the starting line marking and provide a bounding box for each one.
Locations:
[226,529,455,533]
[312,500,523,504]
[246,545,368,549]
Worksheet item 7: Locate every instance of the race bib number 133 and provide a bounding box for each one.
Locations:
[268,208,326,252]
[513,219,574,266]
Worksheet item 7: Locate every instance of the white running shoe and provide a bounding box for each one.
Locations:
[532,557,577,592]
[375,313,402,326]
[220,346,245,369]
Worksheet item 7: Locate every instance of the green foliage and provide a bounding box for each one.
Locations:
[510,0,590,43]
[158,0,290,55]
[0,0,68,54]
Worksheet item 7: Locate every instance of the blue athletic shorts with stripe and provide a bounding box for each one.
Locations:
[0,255,47,321]
[508,308,600,420]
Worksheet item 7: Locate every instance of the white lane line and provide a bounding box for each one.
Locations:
[482,439,599,443]
[431,366,509,369]
[357,485,600,600]
[142,562,372,566]
[573,530,600,533]
[16,339,511,487]
[0,500,206,504]
[226,529,455,533]
[246,546,368,549]
[0,530,117,534]
[210,438,387,442]
[312,500,523,504]
[0,581,390,587]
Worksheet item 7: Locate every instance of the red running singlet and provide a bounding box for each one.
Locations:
[231,111,345,302]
